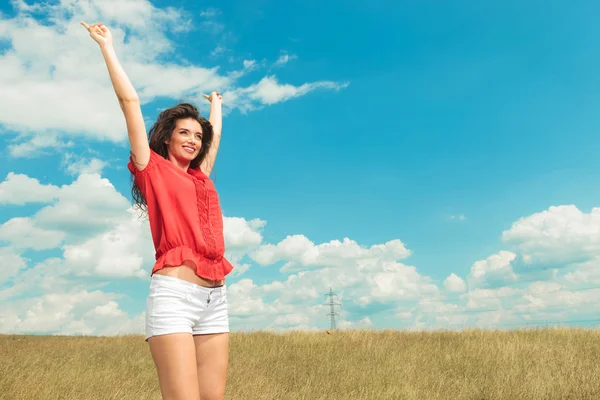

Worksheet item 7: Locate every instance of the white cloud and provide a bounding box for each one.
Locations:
[0,289,144,335]
[2,257,80,301]
[338,317,373,330]
[502,205,600,264]
[227,202,600,331]
[0,217,65,250]
[273,312,310,327]
[463,286,519,310]
[227,235,434,331]
[228,59,266,80]
[275,53,297,65]
[0,172,131,256]
[0,175,264,280]
[444,273,466,293]
[210,45,227,58]
[364,262,439,304]
[61,208,152,279]
[221,217,266,277]
[251,235,410,272]
[227,76,349,111]
[201,21,224,35]
[468,251,518,288]
[8,134,74,158]
[0,0,347,154]
[250,76,348,105]
[126,62,229,101]
[64,301,145,336]
[65,156,107,176]
[0,247,28,285]
[228,262,250,277]
[563,257,600,284]
[34,173,131,237]
[6,161,600,334]
[0,172,59,205]
[223,217,265,253]
[200,8,222,18]
[227,278,279,319]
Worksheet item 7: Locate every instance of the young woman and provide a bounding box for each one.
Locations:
[81,22,233,400]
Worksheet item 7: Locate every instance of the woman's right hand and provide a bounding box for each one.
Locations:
[80,21,113,47]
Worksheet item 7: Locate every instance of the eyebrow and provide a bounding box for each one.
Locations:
[179,128,202,135]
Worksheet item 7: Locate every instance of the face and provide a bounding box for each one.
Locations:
[165,118,203,164]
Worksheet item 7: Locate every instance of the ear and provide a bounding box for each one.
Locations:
[164,139,170,144]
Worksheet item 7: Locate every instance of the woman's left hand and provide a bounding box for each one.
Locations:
[203,91,223,103]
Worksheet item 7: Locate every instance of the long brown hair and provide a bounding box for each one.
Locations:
[131,103,214,212]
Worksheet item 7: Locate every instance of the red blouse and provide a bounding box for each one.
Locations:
[127,150,233,280]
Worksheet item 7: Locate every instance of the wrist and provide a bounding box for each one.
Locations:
[99,42,114,53]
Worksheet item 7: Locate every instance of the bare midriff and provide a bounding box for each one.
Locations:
[153,260,225,287]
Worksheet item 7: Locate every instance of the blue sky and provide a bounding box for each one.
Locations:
[2,0,600,334]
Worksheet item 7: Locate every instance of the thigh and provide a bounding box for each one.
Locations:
[148,333,201,400]
[194,333,229,400]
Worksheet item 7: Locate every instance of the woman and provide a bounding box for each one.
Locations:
[81,21,232,400]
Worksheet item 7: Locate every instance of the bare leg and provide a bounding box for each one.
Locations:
[194,333,229,400]
[148,333,201,400]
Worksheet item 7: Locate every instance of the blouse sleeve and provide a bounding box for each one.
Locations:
[127,149,162,176]
[127,150,162,194]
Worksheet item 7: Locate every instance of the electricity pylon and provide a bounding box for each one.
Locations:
[324,287,341,331]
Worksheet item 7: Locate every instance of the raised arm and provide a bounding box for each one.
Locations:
[81,22,149,170]
[200,92,223,176]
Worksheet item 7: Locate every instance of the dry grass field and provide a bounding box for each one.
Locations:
[2,328,600,399]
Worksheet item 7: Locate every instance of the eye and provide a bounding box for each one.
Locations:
[196,134,202,140]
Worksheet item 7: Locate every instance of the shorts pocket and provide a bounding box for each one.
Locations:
[148,285,192,321]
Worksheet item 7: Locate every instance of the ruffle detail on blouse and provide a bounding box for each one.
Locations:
[152,245,233,281]
[194,179,218,258]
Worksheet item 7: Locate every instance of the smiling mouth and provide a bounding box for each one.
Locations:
[183,146,195,153]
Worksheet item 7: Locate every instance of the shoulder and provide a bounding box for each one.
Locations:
[127,149,165,176]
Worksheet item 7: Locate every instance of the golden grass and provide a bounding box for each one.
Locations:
[2,328,600,399]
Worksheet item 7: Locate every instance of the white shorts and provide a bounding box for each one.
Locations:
[145,274,229,341]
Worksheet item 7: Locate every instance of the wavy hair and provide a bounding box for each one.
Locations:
[131,103,213,212]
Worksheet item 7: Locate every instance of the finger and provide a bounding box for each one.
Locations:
[80,21,90,30]
[202,94,210,99]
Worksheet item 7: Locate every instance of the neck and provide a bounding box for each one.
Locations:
[168,154,190,172]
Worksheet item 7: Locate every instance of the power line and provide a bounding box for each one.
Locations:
[414,281,600,306]
[324,287,341,331]
[359,282,600,329]
[416,284,600,314]
[521,317,600,327]
[447,315,600,330]
[416,264,600,306]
